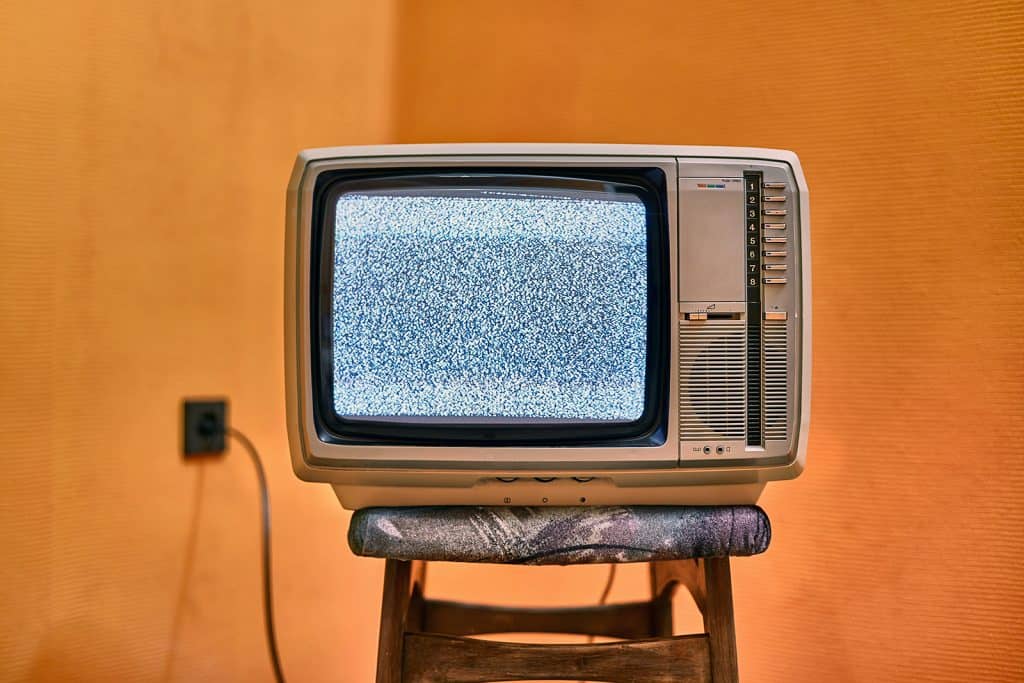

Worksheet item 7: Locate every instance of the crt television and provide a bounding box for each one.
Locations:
[285,144,810,509]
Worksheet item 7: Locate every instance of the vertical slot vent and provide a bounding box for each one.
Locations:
[746,314,762,444]
[678,321,746,440]
[763,321,788,440]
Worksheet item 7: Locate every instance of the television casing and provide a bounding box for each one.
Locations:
[285,144,811,509]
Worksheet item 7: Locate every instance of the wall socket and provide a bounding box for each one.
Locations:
[181,398,228,458]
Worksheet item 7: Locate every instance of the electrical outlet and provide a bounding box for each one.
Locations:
[182,398,228,457]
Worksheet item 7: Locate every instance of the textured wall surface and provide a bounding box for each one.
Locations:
[392,1,1024,681]
[1,1,1022,681]
[0,2,396,680]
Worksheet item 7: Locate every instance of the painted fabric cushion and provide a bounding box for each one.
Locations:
[348,506,770,565]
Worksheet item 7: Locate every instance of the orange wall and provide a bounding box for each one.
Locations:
[392,1,1024,681]
[1,1,1022,682]
[0,2,396,680]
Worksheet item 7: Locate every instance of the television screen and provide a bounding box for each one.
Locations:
[325,176,650,427]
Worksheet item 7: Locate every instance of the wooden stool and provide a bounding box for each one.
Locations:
[349,506,771,683]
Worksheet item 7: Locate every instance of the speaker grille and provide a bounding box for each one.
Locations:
[679,321,746,440]
[764,321,788,440]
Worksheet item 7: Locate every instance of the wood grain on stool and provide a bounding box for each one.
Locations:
[403,633,711,683]
[375,559,426,683]
[375,557,739,683]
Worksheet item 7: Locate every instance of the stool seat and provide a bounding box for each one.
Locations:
[349,505,770,565]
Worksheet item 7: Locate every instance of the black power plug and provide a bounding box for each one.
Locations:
[182,398,228,457]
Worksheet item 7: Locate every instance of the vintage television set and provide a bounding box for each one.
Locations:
[285,144,810,509]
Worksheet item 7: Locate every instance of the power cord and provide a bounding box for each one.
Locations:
[227,427,286,683]
[585,564,617,644]
[596,564,617,606]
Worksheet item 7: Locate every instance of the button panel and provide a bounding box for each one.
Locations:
[758,178,791,448]
[740,173,794,448]
[744,171,763,447]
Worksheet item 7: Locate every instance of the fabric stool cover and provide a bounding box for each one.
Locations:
[348,505,770,565]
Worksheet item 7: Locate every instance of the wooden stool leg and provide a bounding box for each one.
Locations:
[651,558,739,683]
[649,561,676,637]
[702,557,738,683]
[376,560,427,683]
[376,559,411,683]
[650,559,708,637]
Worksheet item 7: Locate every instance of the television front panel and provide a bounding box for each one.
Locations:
[285,145,810,508]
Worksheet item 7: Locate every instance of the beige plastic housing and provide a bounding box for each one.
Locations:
[285,144,811,509]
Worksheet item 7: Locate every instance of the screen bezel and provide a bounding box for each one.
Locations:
[310,166,670,447]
